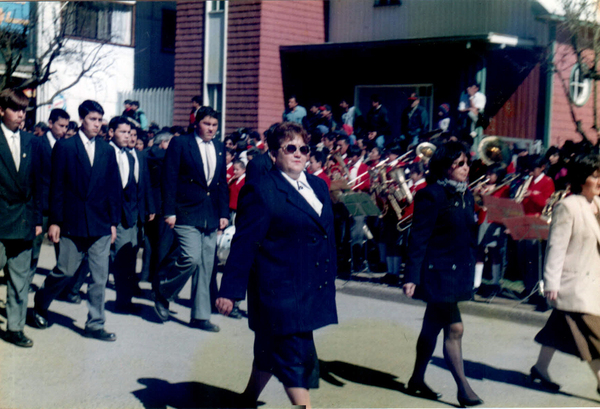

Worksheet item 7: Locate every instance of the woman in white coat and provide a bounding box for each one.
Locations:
[530,153,600,394]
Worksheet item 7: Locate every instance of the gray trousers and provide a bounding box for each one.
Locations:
[172,225,217,320]
[35,235,111,331]
[0,239,34,332]
[111,224,138,305]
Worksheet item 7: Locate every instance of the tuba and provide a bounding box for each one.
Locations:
[478,136,509,166]
[415,142,436,162]
[541,187,570,224]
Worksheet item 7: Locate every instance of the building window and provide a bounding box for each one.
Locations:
[374,0,402,7]
[207,83,223,125]
[209,1,225,12]
[63,2,133,46]
[570,63,591,107]
[161,9,176,53]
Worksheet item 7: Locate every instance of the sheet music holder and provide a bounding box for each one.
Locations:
[338,192,381,217]
[502,216,550,241]
[482,196,524,223]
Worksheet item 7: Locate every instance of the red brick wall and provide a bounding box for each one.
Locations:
[225,1,325,135]
[257,1,325,134]
[551,41,599,147]
[225,1,262,134]
[486,64,540,140]
[173,1,204,127]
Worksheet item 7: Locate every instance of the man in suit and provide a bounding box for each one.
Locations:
[31,108,70,274]
[154,106,229,332]
[0,89,42,348]
[32,100,121,342]
[107,116,155,312]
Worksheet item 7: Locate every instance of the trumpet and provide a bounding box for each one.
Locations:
[468,174,489,189]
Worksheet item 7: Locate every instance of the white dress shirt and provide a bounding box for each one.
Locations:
[46,131,57,149]
[2,122,20,171]
[196,136,216,185]
[110,141,130,188]
[129,148,139,183]
[280,171,323,216]
[79,131,96,166]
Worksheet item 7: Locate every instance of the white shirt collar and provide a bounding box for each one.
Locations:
[79,130,95,145]
[1,122,18,139]
[235,173,246,184]
[46,131,57,148]
[313,168,324,177]
[280,170,311,191]
[534,173,545,184]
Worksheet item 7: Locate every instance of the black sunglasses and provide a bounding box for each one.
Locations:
[282,144,310,155]
[452,159,471,168]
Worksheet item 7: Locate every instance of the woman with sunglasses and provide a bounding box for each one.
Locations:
[216,122,337,408]
[403,141,483,407]
[529,153,600,395]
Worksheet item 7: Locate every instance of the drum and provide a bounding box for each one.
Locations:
[216,225,236,265]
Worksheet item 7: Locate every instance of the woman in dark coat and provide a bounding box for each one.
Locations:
[216,122,337,408]
[403,141,483,407]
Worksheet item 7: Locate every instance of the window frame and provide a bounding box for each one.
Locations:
[569,63,592,107]
[62,2,135,47]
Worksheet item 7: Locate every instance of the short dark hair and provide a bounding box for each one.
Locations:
[323,132,337,142]
[170,126,185,135]
[68,121,79,131]
[370,94,380,103]
[191,95,202,104]
[0,89,29,111]
[486,163,507,182]
[337,134,350,146]
[131,101,140,108]
[569,153,600,194]
[427,140,469,183]
[267,122,309,152]
[78,100,104,119]
[49,108,70,123]
[124,99,132,105]
[311,150,327,165]
[409,161,426,176]
[347,145,362,158]
[34,122,48,130]
[194,106,219,124]
[233,159,246,170]
[108,116,132,131]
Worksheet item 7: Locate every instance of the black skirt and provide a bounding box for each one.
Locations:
[253,331,320,389]
[424,302,463,326]
[535,309,600,362]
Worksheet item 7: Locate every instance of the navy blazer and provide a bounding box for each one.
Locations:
[0,128,41,240]
[404,183,478,303]
[117,148,156,228]
[162,134,229,230]
[146,145,165,216]
[219,170,338,336]
[49,133,121,237]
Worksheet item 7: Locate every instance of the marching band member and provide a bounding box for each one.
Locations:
[226,148,235,184]
[522,155,555,216]
[347,145,370,192]
[308,150,331,189]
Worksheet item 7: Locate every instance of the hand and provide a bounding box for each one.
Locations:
[111,226,117,244]
[148,214,156,222]
[403,282,416,298]
[219,218,229,230]
[165,216,176,229]
[35,226,43,236]
[215,297,234,315]
[48,224,60,243]
[545,290,558,301]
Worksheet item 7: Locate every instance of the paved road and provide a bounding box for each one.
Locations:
[0,243,599,408]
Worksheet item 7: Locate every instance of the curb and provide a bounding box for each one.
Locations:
[335,278,551,327]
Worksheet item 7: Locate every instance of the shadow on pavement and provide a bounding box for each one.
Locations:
[132,378,263,408]
[319,360,458,407]
[431,357,600,404]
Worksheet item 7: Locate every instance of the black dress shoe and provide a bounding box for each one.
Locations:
[406,379,442,400]
[114,302,140,314]
[30,310,48,329]
[457,393,484,407]
[153,297,170,322]
[228,306,243,320]
[84,328,116,342]
[189,319,220,332]
[4,331,33,348]
[530,366,560,391]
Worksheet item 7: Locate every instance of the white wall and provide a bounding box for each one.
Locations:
[35,2,134,124]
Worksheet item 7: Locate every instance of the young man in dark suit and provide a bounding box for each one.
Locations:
[31,108,70,273]
[154,106,229,332]
[32,100,121,341]
[0,89,42,348]
[107,116,155,312]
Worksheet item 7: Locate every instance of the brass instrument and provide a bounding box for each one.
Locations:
[468,175,489,189]
[415,142,436,162]
[541,187,570,224]
[486,173,520,196]
[514,175,532,203]
[478,136,509,166]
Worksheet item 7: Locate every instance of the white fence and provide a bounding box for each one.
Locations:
[117,88,174,129]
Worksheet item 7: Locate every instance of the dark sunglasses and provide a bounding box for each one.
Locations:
[452,159,471,168]
[282,144,310,155]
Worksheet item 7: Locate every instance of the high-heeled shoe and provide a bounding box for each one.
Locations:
[457,393,484,407]
[530,366,560,391]
[405,379,442,400]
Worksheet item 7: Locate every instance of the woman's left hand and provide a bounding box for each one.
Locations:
[544,290,558,301]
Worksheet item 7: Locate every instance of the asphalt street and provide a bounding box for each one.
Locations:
[0,242,599,409]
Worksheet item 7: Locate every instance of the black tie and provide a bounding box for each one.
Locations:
[126,151,135,185]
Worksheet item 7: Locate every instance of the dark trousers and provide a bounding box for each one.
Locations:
[0,239,34,332]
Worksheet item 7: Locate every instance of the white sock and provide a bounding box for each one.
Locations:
[474,262,484,289]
